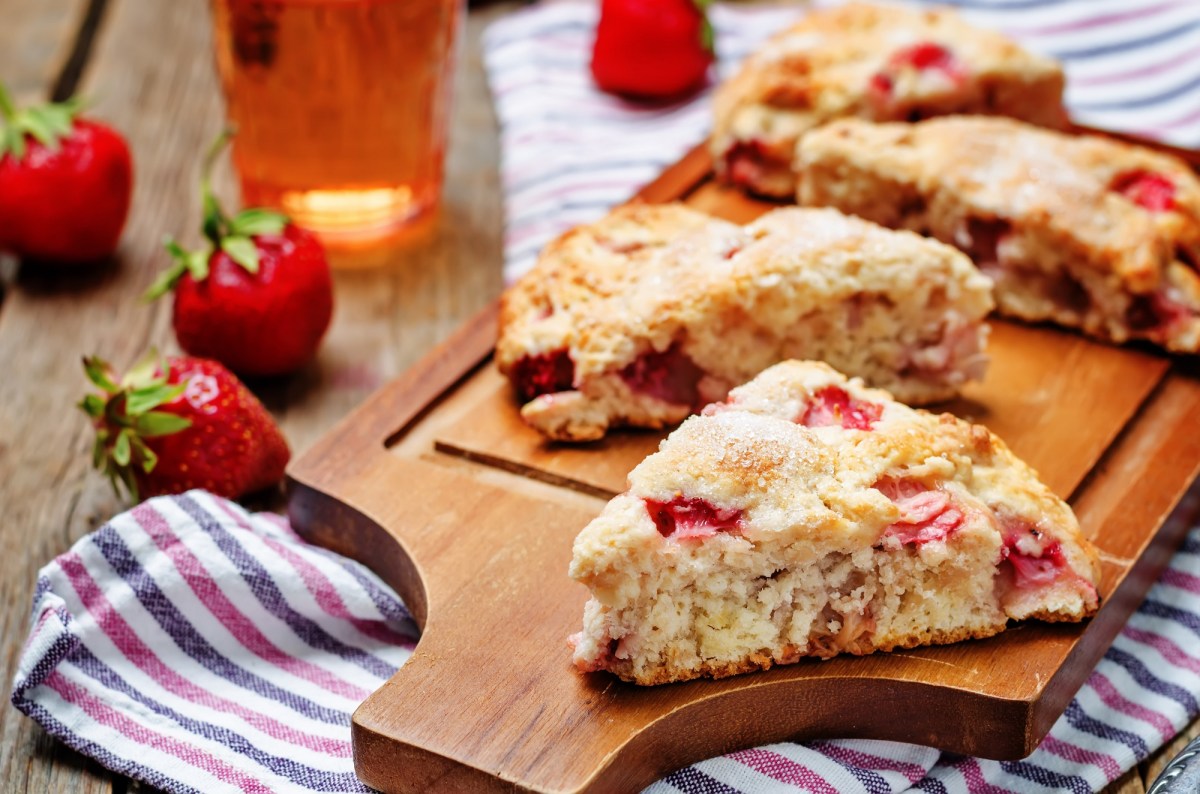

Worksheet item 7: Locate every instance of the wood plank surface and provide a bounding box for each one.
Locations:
[0,0,130,791]
[0,1,514,792]
[0,0,90,103]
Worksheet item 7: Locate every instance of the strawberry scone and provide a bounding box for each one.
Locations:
[712,2,1065,197]
[497,203,993,442]
[569,361,1100,685]
[797,116,1200,352]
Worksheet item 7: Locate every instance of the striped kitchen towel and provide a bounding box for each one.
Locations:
[12,491,418,793]
[485,0,1200,282]
[11,489,1200,794]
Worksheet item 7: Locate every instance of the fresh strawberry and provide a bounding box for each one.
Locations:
[0,83,133,263]
[590,0,714,100]
[145,132,333,377]
[79,351,290,501]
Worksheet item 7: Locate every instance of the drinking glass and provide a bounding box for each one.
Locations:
[211,0,463,244]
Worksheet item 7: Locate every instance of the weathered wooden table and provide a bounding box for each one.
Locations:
[0,1,1192,792]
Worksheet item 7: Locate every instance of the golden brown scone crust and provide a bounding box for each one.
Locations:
[497,203,993,441]
[570,360,1100,685]
[798,116,1200,352]
[712,2,1065,197]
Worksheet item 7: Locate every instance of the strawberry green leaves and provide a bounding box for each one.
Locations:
[0,82,84,161]
[145,130,290,301]
[220,233,264,274]
[143,240,210,300]
[229,207,289,237]
[694,0,715,54]
[79,351,193,501]
[216,208,289,273]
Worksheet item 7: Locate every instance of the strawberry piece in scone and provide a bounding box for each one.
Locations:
[497,203,994,442]
[711,2,1065,198]
[570,361,1100,685]
[798,116,1200,353]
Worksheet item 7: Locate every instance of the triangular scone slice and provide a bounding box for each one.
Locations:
[797,116,1200,352]
[712,2,1065,197]
[498,203,993,442]
[569,360,1100,685]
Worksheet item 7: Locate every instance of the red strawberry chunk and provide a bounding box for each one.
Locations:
[511,349,575,401]
[876,480,965,545]
[870,42,965,100]
[596,237,646,255]
[1127,290,1193,338]
[959,217,1012,269]
[1004,538,1067,589]
[722,139,783,190]
[570,632,619,672]
[621,343,706,407]
[801,386,883,430]
[1112,170,1176,212]
[898,42,960,71]
[997,516,1072,591]
[868,73,894,99]
[646,496,743,540]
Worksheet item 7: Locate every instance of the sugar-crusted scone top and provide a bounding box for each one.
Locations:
[497,203,992,387]
[570,360,1101,619]
[800,116,1200,294]
[497,203,734,377]
[712,3,1063,158]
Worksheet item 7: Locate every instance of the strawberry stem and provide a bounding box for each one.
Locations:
[147,128,290,298]
[201,128,236,244]
[0,83,15,124]
[79,352,193,503]
[0,86,84,159]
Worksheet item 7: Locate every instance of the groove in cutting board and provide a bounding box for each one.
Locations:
[434,310,1169,504]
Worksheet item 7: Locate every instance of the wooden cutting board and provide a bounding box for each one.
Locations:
[286,140,1200,794]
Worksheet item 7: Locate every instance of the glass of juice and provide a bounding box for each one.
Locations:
[210,0,463,245]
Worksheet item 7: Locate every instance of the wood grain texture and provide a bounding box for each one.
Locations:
[0,1,143,792]
[288,162,1200,791]
[1142,710,1200,789]
[0,2,514,792]
[1109,768,1149,794]
[0,0,90,103]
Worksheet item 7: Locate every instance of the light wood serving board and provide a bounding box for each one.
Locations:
[287,141,1200,793]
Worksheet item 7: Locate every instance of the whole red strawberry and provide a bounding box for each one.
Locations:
[79,351,290,501]
[0,83,133,263]
[145,132,333,377]
[591,0,714,100]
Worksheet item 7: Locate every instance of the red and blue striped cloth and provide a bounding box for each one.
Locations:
[13,492,1200,794]
[13,492,418,793]
[13,2,1200,792]
[13,485,1200,793]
